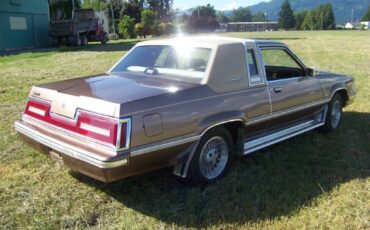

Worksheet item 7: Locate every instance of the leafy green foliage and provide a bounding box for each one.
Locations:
[186,4,219,32]
[361,5,370,21]
[135,23,144,38]
[300,3,335,30]
[278,0,296,30]
[253,12,266,22]
[81,0,105,10]
[294,11,307,30]
[120,0,144,23]
[141,9,157,37]
[146,0,173,21]
[49,0,82,20]
[230,7,253,22]
[118,16,136,39]
[217,11,230,23]
[99,0,173,37]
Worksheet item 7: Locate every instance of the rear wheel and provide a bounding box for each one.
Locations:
[185,127,233,185]
[74,34,82,46]
[81,34,88,46]
[100,34,107,44]
[51,37,59,47]
[319,93,343,132]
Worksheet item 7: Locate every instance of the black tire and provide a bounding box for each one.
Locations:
[319,93,343,133]
[81,34,88,46]
[100,35,107,45]
[185,127,234,185]
[74,34,82,46]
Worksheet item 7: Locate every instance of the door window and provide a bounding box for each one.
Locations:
[261,48,305,81]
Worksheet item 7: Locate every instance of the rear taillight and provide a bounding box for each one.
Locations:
[25,99,51,119]
[24,98,130,150]
[117,119,131,149]
[76,111,118,146]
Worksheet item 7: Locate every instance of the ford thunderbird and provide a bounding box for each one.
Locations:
[15,36,356,184]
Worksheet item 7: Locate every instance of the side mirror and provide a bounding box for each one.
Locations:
[306,68,314,77]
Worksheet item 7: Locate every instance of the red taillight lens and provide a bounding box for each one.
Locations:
[119,122,128,148]
[77,112,118,146]
[24,98,130,149]
[25,99,51,119]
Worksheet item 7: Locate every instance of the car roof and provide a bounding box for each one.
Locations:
[137,36,285,48]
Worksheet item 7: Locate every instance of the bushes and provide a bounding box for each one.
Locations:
[118,16,136,39]
[119,11,176,39]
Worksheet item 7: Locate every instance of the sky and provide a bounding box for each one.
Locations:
[173,0,269,11]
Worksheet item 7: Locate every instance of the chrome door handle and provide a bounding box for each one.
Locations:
[273,87,282,93]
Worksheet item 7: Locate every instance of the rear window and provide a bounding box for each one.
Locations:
[111,45,212,83]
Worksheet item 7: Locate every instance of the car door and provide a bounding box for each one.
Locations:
[242,42,272,138]
[259,46,324,129]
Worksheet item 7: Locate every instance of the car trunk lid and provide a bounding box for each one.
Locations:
[29,73,198,118]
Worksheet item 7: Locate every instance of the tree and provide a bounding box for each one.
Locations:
[230,7,252,22]
[361,5,370,21]
[73,0,81,9]
[49,0,82,20]
[294,11,307,30]
[321,3,335,30]
[135,23,144,37]
[141,9,156,37]
[120,0,144,23]
[278,0,296,30]
[164,23,175,35]
[302,10,317,30]
[104,0,124,34]
[187,4,218,32]
[217,11,230,23]
[145,0,173,21]
[118,15,136,39]
[253,11,266,22]
[300,3,335,30]
[81,0,106,10]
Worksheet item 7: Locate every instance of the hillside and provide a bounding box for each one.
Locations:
[248,0,369,24]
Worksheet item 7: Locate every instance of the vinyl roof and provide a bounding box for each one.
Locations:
[137,36,284,48]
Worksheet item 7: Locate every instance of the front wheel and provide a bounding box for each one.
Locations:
[319,93,343,132]
[185,127,233,185]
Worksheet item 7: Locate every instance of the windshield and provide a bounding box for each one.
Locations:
[111,45,212,83]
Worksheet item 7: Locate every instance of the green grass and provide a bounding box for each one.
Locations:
[0,31,369,229]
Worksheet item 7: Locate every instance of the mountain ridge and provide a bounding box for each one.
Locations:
[180,0,369,24]
[248,0,368,24]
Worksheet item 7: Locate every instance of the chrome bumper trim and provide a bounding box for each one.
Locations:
[14,121,128,169]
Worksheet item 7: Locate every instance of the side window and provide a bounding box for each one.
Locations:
[247,49,263,85]
[261,48,305,81]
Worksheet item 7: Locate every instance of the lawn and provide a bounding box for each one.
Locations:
[0,31,369,229]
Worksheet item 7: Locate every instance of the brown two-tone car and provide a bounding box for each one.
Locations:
[15,36,356,184]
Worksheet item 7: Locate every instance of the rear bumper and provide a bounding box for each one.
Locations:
[15,120,128,169]
[15,120,131,182]
[15,119,194,182]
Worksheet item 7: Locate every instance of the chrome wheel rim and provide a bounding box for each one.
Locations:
[199,136,229,180]
[331,100,341,128]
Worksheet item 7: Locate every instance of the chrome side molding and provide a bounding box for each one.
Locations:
[244,106,327,154]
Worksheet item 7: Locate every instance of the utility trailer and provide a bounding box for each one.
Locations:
[49,9,108,46]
